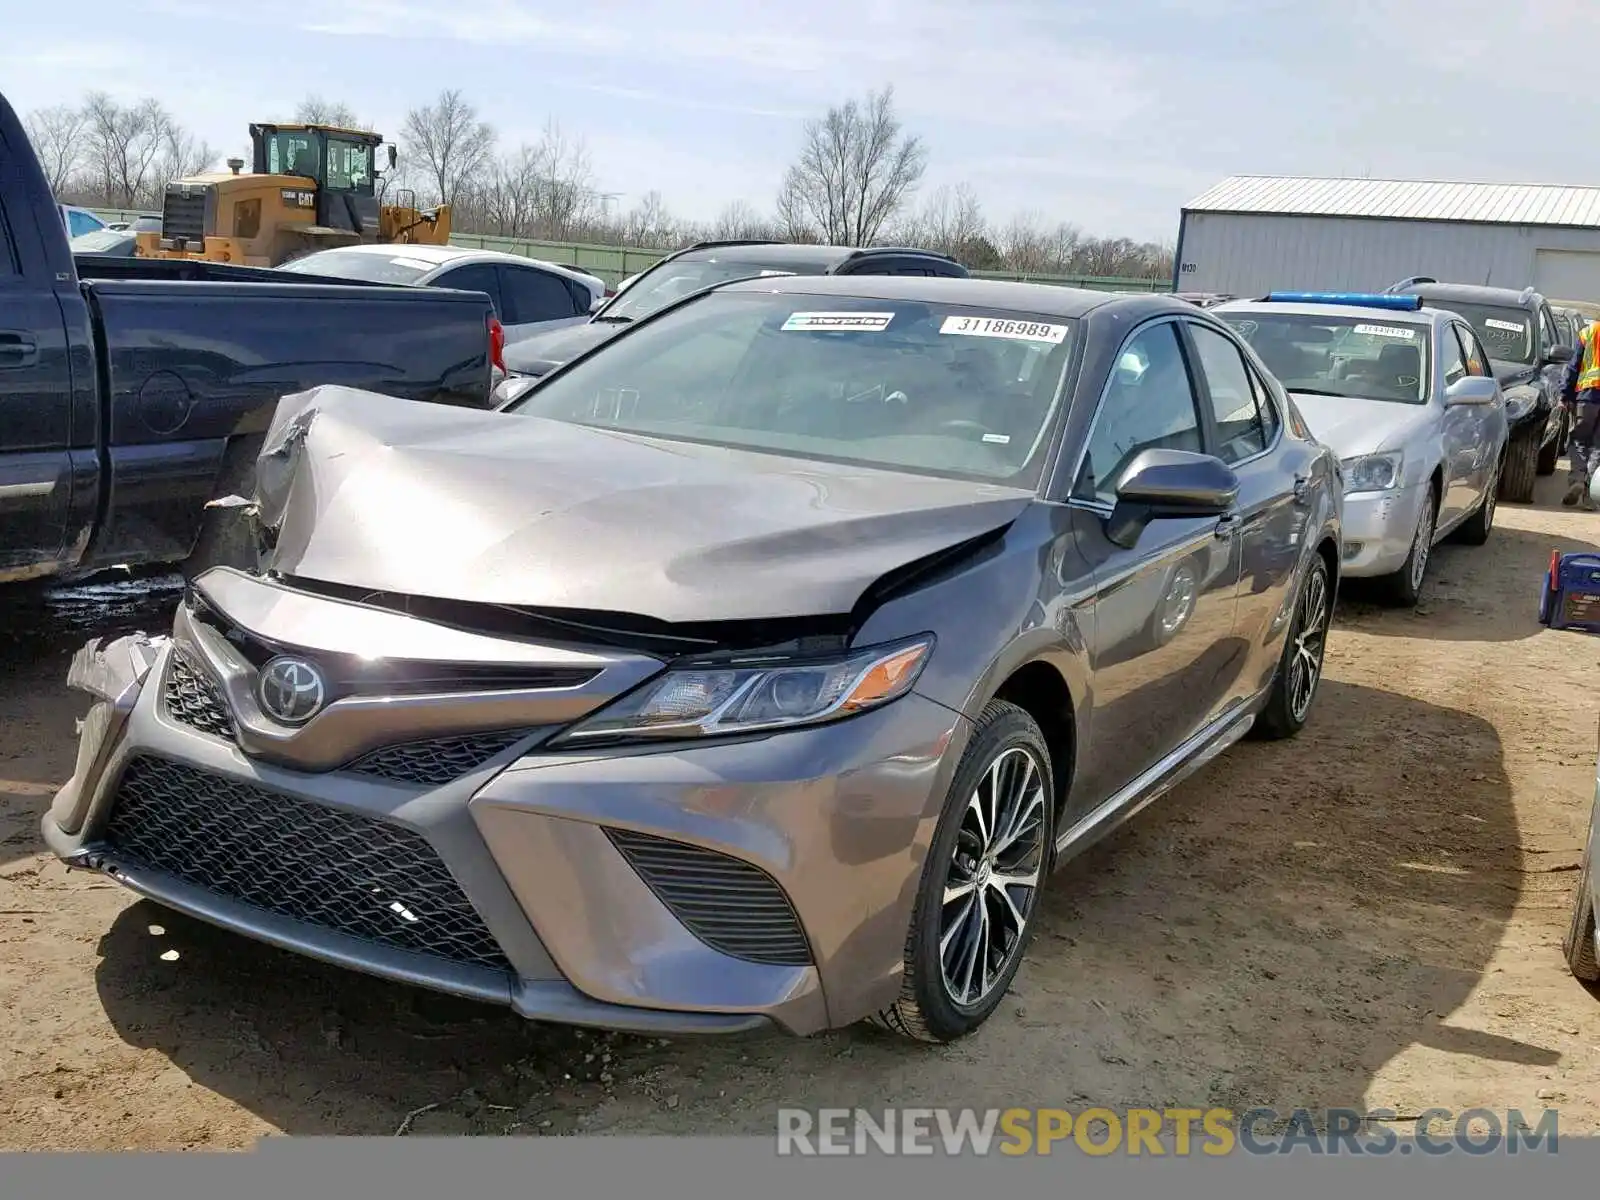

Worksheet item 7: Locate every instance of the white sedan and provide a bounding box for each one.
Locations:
[1215,292,1508,607]
[278,244,606,342]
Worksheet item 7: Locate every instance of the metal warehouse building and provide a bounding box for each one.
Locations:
[1174,175,1600,304]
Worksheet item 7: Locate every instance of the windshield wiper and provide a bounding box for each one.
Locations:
[1287,387,1354,397]
[592,314,635,324]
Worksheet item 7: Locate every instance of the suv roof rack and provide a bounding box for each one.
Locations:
[842,246,961,264]
[1383,276,1437,293]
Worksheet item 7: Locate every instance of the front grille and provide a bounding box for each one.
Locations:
[161,189,207,245]
[606,828,811,966]
[102,755,513,974]
[163,653,235,741]
[344,730,531,786]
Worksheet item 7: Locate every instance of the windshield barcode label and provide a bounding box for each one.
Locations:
[940,316,1069,343]
[1485,318,1524,332]
[782,312,895,332]
[1353,324,1416,339]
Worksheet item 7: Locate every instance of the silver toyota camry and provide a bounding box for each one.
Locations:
[1215,293,1508,607]
[44,277,1341,1043]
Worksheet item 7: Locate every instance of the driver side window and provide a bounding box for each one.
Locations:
[1439,325,1468,385]
[1073,322,1203,506]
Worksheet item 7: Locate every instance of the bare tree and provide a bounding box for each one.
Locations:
[528,120,595,239]
[159,125,218,185]
[480,143,543,237]
[401,88,496,208]
[776,85,927,245]
[709,199,779,241]
[911,182,986,255]
[25,104,87,195]
[294,95,362,128]
[82,93,173,207]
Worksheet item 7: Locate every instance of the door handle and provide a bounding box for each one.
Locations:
[0,332,39,369]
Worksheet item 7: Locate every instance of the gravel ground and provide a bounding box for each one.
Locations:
[3,471,1600,1148]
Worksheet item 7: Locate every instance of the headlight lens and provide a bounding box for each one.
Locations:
[1340,452,1402,493]
[555,636,934,745]
[1505,394,1533,421]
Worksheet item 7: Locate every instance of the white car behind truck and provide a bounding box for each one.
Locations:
[1215,292,1508,606]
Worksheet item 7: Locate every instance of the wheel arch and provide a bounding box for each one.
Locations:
[986,658,1078,845]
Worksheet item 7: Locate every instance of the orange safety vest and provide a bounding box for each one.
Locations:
[1578,321,1600,392]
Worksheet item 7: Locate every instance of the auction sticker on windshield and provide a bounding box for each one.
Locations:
[1353,324,1416,340]
[782,312,895,332]
[1485,318,1525,332]
[940,315,1069,344]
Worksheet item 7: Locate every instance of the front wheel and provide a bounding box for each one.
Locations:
[1499,426,1539,503]
[1252,552,1330,741]
[1563,841,1600,983]
[1380,486,1436,607]
[874,700,1056,1043]
[1453,455,1500,547]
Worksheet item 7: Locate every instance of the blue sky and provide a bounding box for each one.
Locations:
[3,0,1587,243]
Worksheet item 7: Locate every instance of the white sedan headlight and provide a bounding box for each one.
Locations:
[1340,452,1402,493]
[553,637,934,745]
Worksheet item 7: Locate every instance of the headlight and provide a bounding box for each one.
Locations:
[1504,394,1534,421]
[554,636,934,745]
[1340,452,1402,493]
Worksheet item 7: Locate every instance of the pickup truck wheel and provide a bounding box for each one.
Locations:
[180,439,260,582]
[1498,427,1539,504]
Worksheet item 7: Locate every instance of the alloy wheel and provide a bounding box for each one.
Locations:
[1409,492,1435,593]
[1482,464,1498,532]
[1288,565,1328,723]
[939,746,1048,1008]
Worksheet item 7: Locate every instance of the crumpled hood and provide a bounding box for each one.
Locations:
[251,385,1035,624]
[1289,392,1431,458]
[501,321,617,375]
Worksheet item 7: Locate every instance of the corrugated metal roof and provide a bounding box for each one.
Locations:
[1185,176,1600,228]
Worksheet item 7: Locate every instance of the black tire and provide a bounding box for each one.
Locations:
[1499,426,1539,504]
[873,700,1056,1043]
[180,436,262,582]
[1537,418,1563,476]
[1252,552,1330,741]
[1453,454,1500,547]
[1563,842,1600,983]
[1379,483,1437,607]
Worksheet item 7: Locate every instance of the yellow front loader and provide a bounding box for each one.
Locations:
[136,122,452,267]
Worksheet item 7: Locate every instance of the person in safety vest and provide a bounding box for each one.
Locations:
[1562,317,1600,510]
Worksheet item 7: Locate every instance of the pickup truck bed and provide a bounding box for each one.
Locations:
[1,88,499,586]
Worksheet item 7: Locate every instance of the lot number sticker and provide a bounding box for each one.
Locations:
[782,311,895,332]
[1485,318,1525,333]
[1353,324,1416,340]
[941,315,1070,343]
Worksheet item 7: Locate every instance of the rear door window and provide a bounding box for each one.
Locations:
[499,265,585,324]
[431,263,503,314]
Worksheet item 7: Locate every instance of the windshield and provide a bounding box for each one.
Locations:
[1219,311,1430,404]
[1433,302,1534,365]
[601,255,813,322]
[277,249,431,284]
[325,138,375,192]
[507,291,1076,486]
[264,130,322,180]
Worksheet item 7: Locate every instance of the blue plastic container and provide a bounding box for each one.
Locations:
[1539,551,1600,633]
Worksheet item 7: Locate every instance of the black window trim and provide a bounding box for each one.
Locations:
[1063,314,1210,516]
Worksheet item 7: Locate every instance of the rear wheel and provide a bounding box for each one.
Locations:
[874,701,1055,1043]
[1499,426,1539,503]
[1252,553,1330,741]
[1453,454,1500,546]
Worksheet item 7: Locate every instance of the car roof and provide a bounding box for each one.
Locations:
[299,243,602,285]
[672,241,955,269]
[1213,298,1446,324]
[715,273,1178,319]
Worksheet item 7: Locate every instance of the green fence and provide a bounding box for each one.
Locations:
[87,209,1172,293]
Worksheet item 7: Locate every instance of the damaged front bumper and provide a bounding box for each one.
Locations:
[42,571,969,1037]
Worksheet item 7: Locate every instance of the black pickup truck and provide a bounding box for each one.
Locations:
[0,89,501,587]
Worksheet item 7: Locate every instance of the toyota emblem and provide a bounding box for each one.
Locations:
[257,656,327,725]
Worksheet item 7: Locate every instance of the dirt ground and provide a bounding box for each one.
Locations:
[4,472,1600,1150]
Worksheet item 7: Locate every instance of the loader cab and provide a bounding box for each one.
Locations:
[250,122,384,237]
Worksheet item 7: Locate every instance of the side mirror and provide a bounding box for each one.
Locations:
[590,295,605,313]
[1443,376,1499,406]
[1104,448,1240,550]
[1545,344,1573,366]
